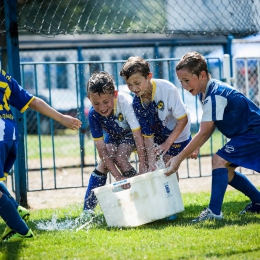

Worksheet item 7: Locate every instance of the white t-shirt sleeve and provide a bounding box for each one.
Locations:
[167,85,187,119]
[201,95,227,122]
[119,93,140,131]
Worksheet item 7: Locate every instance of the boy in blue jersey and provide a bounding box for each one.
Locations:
[120,56,198,221]
[0,70,82,241]
[83,71,146,212]
[119,56,198,174]
[165,51,260,222]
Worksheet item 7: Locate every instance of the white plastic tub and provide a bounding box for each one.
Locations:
[93,169,184,227]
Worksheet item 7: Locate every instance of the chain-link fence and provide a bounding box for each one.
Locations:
[233,57,260,106]
[0,0,260,37]
[1,0,259,203]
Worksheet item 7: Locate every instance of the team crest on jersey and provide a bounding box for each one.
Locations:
[157,100,164,111]
[118,113,124,122]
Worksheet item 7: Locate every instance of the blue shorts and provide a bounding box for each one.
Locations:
[217,132,260,173]
[0,140,18,179]
[164,135,192,156]
[104,133,135,146]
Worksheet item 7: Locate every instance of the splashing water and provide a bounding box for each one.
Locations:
[35,206,106,232]
[36,213,75,231]
[156,154,165,170]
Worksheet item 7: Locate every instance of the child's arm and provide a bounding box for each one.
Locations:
[144,136,157,172]
[165,121,215,175]
[153,116,188,156]
[95,139,126,181]
[29,97,82,130]
[132,129,147,174]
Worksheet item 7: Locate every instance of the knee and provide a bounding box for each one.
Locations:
[227,167,236,182]
[212,154,227,169]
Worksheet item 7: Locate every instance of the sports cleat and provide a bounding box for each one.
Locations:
[240,202,260,214]
[190,207,223,223]
[1,206,30,239]
[17,205,30,222]
[166,214,178,221]
[2,229,34,242]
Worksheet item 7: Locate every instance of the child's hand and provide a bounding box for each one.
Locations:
[153,142,170,156]
[115,176,130,189]
[165,156,181,176]
[138,162,147,175]
[61,115,82,130]
[148,164,157,172]
[188,147,200,159]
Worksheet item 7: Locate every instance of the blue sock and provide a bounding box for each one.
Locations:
[83,170,107,210]
[209,168,228,215]
[229,171,260,204]
[0,182,19,208]
[0,193,29,235]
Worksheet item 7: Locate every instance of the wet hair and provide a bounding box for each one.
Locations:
[176,52,210,78]
[87,71,115,96]
[119,56,150,80]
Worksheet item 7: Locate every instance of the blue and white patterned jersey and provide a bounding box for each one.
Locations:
[132,78,191,143]
[89,91,140,141]
[0,70,34,141]
[198,79,260,138]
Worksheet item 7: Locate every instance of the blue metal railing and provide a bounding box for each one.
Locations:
[14,57,224,198]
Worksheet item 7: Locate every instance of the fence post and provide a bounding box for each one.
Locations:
[223,35,234,78]
[153,43,160,78]
[223,54,231,85]
[4,0,28,206]
[77,47,86,168]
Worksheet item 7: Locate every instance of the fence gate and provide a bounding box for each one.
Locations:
[232,56,260,107]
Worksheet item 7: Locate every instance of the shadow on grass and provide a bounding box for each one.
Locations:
[148,200,259,229]
[0,222,24,260]
[100,200,260,231]
[29,199,260,233]
[205,246,260,258]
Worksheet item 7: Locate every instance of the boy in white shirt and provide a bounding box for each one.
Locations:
[120,56,197,173]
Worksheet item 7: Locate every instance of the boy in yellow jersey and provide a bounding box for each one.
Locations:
[0,70,81,242]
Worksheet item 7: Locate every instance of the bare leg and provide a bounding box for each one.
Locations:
[114,143,134,173]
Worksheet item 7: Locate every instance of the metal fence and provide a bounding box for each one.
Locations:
[8,56,260,197]
[233,57,260,106]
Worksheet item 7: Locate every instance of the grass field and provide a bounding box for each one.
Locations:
[25,129,225,160]
[1,189,259,259]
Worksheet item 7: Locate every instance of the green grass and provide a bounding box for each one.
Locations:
[1,189,259,259]
[193,129,226,156]
[26,133,95,159]
[26,129,225,160]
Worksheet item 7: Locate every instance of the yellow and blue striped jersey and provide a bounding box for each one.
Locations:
[0,70,34,141]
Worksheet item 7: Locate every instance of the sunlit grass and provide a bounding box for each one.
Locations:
[26,130,225,160]
[26,133,95,159]
[0,189,259,259]
[193,129,226,156]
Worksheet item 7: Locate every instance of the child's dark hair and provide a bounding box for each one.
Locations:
[120,56,150,80]
[176,52,210,78]
[87,71,115,96]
